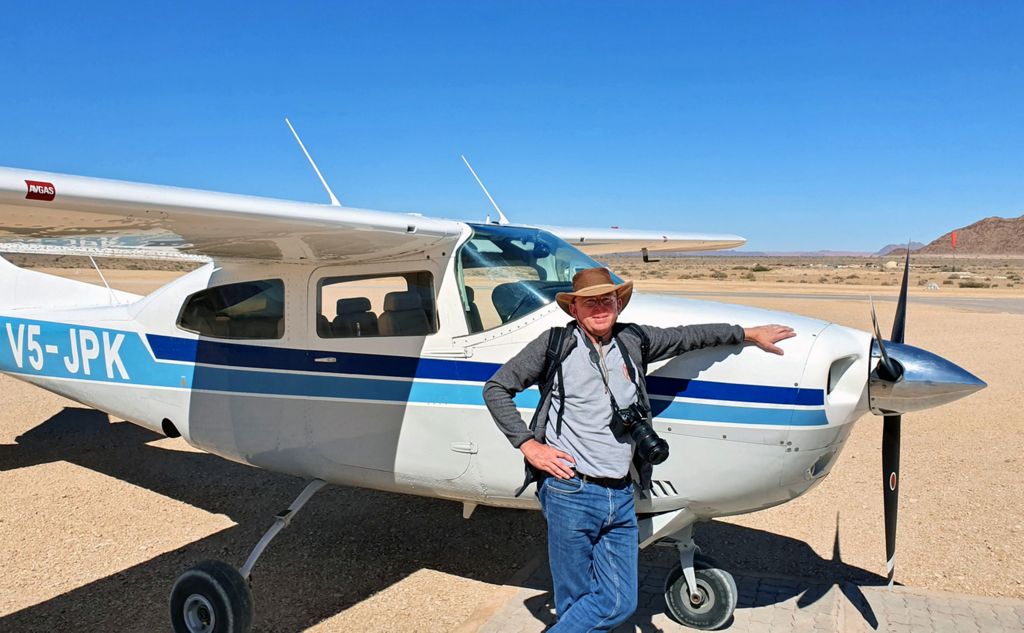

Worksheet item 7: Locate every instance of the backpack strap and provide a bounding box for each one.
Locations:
[542,326,565,385]
[624,323,650,373]
[541,326,567,436]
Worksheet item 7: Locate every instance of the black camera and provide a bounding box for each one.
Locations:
[615,402,670,465]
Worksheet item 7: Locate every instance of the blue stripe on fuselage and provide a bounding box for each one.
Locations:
[146,334,823,407]
[0,317,827,426]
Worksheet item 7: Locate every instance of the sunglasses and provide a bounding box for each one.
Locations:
[577,296,617,309]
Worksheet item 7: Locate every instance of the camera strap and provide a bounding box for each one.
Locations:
[607,334,646,431]
[613,333,644,392]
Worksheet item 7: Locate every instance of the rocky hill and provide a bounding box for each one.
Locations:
[874,242,924,256]
[918,215,1024,255]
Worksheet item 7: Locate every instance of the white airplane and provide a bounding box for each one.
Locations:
[0,164,984,633]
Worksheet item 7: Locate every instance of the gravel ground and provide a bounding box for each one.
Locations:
[663,290,1024,602]
[0,270,1019,632]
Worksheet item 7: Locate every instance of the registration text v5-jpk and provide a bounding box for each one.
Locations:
[5,323,130,380]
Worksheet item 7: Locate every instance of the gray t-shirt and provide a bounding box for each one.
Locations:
[545,329,639,478]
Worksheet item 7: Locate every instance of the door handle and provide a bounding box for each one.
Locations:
[450,442,478,454]
[423,349,472,359]
[314,356,337,363]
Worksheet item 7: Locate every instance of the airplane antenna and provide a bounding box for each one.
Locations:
[285,118,341,207]
[461,155,509,225]
[88,256,119,305]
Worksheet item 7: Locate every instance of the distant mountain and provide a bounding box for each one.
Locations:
[672,249,871,257]
[917,215,1024,255]
[874,242,924,256]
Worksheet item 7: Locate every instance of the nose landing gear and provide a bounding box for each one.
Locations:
[169,479,326,633]
[659,527,738,630]
[664,559,737,630]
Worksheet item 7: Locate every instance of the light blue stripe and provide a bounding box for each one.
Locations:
[193,365,825,425]
[656,399,827,426]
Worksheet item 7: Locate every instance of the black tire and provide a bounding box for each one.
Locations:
[170,560,254,633]
[663,563,737,630]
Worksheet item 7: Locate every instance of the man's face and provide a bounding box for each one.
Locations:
[569,291,621,339]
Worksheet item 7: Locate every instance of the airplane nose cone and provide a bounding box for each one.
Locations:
[868,341,987,415]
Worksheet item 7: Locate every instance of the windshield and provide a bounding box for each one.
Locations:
[458,224,622,333]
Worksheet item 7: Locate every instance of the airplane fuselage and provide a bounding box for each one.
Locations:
[0,247,874,524]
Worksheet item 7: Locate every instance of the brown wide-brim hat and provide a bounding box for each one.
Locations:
[555,267,634,315]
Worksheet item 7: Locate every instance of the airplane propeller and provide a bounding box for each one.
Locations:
[873,247,911,588]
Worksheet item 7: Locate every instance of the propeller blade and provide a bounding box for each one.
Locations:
[881,246,911,588]
[870,297,901,381]
[891,245,911,344]
[882,414,901,587]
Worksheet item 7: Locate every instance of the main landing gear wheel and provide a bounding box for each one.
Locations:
[169,479,327,633]
[663,557,738,631]
[170,560,254,633]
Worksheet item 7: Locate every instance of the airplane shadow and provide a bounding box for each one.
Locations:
[0,408,547,632]
[1,408,885,632]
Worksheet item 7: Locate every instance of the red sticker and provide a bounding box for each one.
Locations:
[889,472,897,491]
[25,180,56,201]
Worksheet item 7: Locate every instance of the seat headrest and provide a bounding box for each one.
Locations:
[384,291,422,312]
[337,297,372,314]
[465,287,475,301]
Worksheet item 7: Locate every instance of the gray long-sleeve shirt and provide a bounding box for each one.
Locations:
[546,328,639,478]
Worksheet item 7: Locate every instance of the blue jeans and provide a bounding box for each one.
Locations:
[538,476,639,632]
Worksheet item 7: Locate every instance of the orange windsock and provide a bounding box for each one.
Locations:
[951,231,958,249]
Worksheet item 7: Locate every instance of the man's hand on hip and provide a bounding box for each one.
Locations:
[520,439,576,479]
[744,324,796,355]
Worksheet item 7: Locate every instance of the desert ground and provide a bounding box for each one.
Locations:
[0,256,1021,632]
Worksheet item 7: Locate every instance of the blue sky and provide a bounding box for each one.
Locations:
[1,2,1021,251]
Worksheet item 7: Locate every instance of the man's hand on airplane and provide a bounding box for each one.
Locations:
[744,324,796,355]
[520,439,576,479]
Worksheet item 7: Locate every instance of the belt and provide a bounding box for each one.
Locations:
[576,472,632,488]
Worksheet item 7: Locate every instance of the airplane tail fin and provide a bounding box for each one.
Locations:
[0,256,141,311]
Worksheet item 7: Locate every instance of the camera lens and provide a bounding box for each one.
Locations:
[628,421,670,465]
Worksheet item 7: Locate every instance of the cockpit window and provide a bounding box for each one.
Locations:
[177,279,285,339]
[458,224,620,333]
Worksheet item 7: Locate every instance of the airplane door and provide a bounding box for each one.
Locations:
[303,265,472,482]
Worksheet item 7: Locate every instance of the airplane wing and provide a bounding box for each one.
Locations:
[0,167,464,262]
[539,224,746,255]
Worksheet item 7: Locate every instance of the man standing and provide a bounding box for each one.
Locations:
[483,267,794,632]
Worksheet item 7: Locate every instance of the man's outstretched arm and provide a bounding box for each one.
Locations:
[641,323,795,362]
